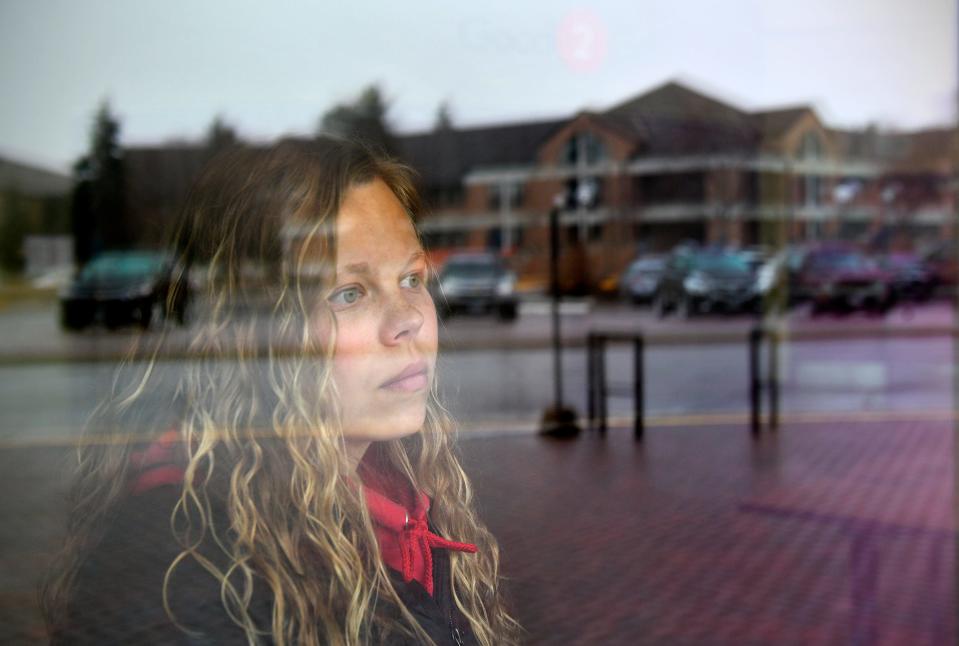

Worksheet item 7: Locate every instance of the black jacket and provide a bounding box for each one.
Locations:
[51,484,478,645]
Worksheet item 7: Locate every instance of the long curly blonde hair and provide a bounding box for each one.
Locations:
[43,138,521,645]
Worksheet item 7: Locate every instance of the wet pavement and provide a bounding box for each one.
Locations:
[0,298,957,643]
[2,418,954,644]
[460,419,955,645]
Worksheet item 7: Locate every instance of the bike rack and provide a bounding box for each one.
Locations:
[588,327,779,440]
[586,332,645,440]
[749,326,780,436]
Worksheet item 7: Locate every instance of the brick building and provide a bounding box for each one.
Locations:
[124,80,956,288]
[0,156,71,273]
[400,81,955,289]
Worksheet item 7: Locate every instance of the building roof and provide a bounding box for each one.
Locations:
[0,157,71,196]
[751,106,813,141]
[396,119,566,186]
[829,126,956,171]
[829,128,880,159]
[884,127,956,173]
[118,80,953,220]
[603,81,760,155]
[124,120,570,198]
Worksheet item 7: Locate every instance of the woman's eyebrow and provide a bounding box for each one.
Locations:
[406,250,426,267]
[339,251,425,277]
[342,261,371,276]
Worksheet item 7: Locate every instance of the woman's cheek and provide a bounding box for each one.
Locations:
[418,297,439,348]
[309,305,335,350]
[331,321,380,389]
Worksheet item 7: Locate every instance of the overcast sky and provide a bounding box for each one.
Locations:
[1,0,955,172]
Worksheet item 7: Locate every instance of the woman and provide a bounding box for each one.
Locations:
[43,138,521,645]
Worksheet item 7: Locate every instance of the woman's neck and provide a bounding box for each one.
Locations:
[344,439,371,474]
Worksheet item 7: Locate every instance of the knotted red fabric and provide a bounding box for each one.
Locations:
[128,432,477,596]
[363,485,477,596]
[129,429,186,495]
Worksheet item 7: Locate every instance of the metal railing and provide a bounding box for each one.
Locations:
[587,325,784,439]
[749,326,780,436]
[586,332,644,440]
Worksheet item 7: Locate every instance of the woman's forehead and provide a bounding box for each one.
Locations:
[335,179,422,269]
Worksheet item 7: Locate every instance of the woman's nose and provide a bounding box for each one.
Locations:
[381,295,425,345]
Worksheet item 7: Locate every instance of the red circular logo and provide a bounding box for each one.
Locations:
[557,9,608,73]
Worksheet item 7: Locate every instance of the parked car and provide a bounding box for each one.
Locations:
[920,242,958,288]
[432,251,518,321]
[619,255,666,304]
[881,252,937,302]
[799,247,893,315]
[736,247,771,275]
[60,251,188,331]
[654,248,757,317]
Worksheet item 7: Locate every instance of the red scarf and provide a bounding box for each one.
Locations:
[129,433,478,595]
[129,429,185,494]
[359,456,477,596]
[363,485,477,596]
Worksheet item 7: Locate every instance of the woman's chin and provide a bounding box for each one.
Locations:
[345,407,427,443]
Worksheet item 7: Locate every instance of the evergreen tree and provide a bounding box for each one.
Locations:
[318,85,396,155]
[71,101,129,264]
[205,114,240,157]
[434,101,454,132]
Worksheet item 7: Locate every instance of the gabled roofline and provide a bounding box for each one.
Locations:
[604,79,749,118]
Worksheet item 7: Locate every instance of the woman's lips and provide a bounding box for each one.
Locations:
[380,361,429,393]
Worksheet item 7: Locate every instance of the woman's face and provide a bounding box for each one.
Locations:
[315,178,437,463]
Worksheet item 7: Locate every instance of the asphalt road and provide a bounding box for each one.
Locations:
[0,298,957,444]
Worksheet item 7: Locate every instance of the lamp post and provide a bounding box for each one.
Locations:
[539,193,582,437]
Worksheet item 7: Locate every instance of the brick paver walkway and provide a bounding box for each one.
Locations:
[1,418,954,644]
[459,420,955,645]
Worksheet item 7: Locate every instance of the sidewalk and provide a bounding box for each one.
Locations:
[460,419,955,645]
[2,417,954,644]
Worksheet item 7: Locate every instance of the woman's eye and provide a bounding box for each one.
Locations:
[401,273,424,289]
[328,286,363,307]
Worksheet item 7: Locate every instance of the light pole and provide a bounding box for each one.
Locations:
[539,193,582,437]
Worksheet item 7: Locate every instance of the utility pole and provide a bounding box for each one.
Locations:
[539,194,581,437]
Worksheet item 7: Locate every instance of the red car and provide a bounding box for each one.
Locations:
[800,247,894,315]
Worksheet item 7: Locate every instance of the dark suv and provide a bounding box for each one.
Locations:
[654,248,757,317]
[432,252,518,321]
[60,251,189,331]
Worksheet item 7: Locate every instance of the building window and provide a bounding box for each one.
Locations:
[422,230,469,251]
[427,184,464,208]
[799,132,823,159]
[485,225,525,251]
[797,132,824,207]
[587,223,603,242]
[637,173,705,204]
[564,176,603,209]
[488,182,524,211]
[562,131,607,166]
[804,175,822,207]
